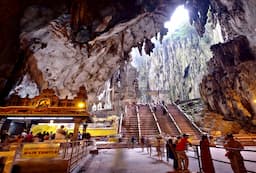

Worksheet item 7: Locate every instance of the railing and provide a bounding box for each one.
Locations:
[118,113,123,134]
[135,105,142,141]
[210,145,256,173]
[173,102,203,135]
[1,140,93,173]
[179,144,256,173]
[144,142,256,173]
[61,140,93,172]
[162,104,182,134]
[148,104,162,134]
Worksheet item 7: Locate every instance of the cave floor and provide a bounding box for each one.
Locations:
[74,147,256,173]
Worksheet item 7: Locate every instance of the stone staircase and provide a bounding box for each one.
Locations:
[153,105,180,136]
[122,104,139,140]
[166,104,201,142]
[138,104,159,138]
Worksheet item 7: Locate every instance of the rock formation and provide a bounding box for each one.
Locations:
[197,0,256,132]
[8,1,183,103]
[1,0,256,132]
[132,22,221,103]
[200,36,256,132]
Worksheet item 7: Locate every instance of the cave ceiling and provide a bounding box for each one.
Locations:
[1,0,188,103]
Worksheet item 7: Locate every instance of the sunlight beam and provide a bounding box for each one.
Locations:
[164,5,189,34]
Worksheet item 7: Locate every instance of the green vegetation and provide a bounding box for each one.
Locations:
[169,23,197,41]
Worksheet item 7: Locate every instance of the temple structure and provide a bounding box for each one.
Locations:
[0,86,91,140]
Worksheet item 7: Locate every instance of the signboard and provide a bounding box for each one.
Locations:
[21,143,60,159]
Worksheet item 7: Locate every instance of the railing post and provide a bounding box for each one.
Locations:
[119,113,123,134]
[135,105,141,141]
[174,103,203,134]
[194,145,202,173]
[148,104,162,134]
[69,142,75,172]
[63,141,68,159]
[162,104,182,134]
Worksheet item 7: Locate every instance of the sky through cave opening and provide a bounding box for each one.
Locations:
[130,5,222,103]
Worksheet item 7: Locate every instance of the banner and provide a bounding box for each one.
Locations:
[21,143,60,159]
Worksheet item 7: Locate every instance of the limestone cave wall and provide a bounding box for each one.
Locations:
[1,0,256,132]
[0,0,66,103]
[10,1,182,103]
[198,0,256,132]
[200,36,256,132]
[132,22,221,103]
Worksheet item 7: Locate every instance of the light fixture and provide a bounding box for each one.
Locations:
[7,117,25,120]
[77,101,85,108]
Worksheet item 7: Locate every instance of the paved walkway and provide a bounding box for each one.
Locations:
[77,147,200,173]
[76,146,256,173]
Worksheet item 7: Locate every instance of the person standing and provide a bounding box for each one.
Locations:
[200,135,215,173]
[131,136,136,148]
[55,125,67,140]
[146,137,152,156]
[175,134,191,173]
[224,134,247,173]
[140,136,145,152]
[156,137,162,160]
[167,138,178,171]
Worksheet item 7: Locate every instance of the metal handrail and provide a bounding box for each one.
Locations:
[173,102,203,135]
[135,105,142,141]
[119,112,123,134]
[189,144,256,173]
[145,141,256,173]
[58,139,94,173]
[6,139,91,173]
[148,104,162,134]
[162,104,182,134]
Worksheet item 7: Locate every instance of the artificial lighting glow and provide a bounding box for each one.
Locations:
[77,102,85,108]
[253,99,256,103]
[164,5,189,34]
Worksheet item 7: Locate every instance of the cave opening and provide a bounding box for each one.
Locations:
[130,5,222,104]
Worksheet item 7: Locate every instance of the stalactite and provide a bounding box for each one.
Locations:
[137,42,143,56]
[144,38,155,56]
[185,0,210,37]
[160,27,168,44]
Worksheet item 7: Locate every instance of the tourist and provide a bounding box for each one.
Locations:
[200,134,215,173]
[146,137,152,155]
[0,130,9,144]
[224,134,247,173]
[175,134,192,172]
[49,131,55,140]
[153,105,157,113]
[43,132,50,140]
[140,136,145,152]
[156,136,162,160]
[55,125,67,140]
[162,107,167,115]
[166,138,178,171]
[24,132,33,142]
[131,136,136,148]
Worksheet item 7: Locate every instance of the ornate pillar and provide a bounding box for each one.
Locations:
[73,117,82,141]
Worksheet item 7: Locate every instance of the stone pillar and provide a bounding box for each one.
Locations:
[73,118,82,141]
